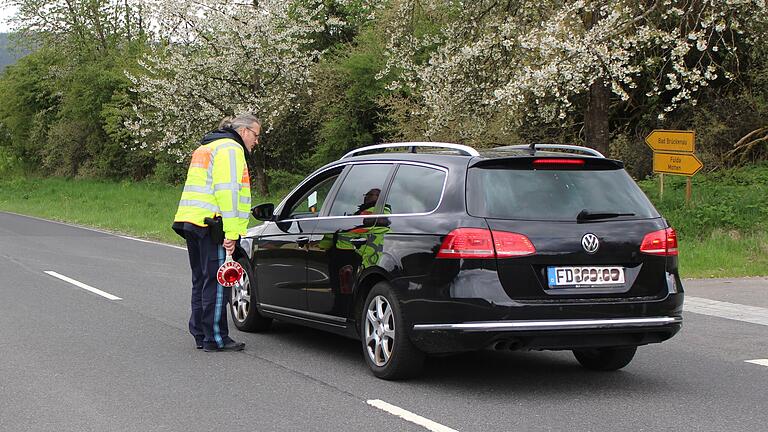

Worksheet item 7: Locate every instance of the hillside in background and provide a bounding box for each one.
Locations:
[0,33,26,71]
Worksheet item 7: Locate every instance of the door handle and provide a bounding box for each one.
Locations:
[296,237,310,247]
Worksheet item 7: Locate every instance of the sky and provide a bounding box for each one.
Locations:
[0,5,18,33]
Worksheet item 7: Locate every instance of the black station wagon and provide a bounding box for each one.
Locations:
[230,142,683,380]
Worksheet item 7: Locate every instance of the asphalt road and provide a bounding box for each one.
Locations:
[1,211,767,432]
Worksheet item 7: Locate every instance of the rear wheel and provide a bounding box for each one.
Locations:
[573,346,637,371]
[230,257,272,332]
[361,282,424,380]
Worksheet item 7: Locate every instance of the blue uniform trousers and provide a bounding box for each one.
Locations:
[183,227,233,349]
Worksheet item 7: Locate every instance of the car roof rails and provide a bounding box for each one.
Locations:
[341,142,480,159]
[495,144,605,158]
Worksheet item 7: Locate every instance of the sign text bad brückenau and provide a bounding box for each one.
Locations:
[645,130,695,153]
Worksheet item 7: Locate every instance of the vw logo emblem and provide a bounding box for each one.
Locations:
[582,233,599,254]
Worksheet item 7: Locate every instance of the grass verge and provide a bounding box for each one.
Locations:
[1,163,766,278]
[637,162,768,278]
[0,177,283,245]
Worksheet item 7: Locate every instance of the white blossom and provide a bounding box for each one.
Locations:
[380,0,768,138]
[128,0,362,158]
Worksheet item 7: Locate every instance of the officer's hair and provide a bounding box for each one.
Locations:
[219,113,261,131]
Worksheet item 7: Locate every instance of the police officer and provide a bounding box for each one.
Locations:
[353,188,381,215]
[172,113,260,352]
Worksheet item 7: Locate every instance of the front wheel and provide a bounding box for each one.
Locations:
[573,346,637,371]
[361,282,424,380]
[230,257,272,332]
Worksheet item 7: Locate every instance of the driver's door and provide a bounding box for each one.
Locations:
[255,168,343,311]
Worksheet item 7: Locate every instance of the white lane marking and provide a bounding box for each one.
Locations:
[367,400,458,432]
[1,211,186,251]
[115,234,187,250]
[745,359,768,367]
[684,296,768,327]
[44,271,122,301]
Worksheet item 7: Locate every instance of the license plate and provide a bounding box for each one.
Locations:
[547,266,625,287]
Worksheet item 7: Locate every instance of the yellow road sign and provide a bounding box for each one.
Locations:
[645,130,695,153]
[653,152,703,176]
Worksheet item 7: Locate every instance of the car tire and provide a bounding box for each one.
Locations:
[361,282,425,380]
[573,346,637,371]
[230,257,272,332]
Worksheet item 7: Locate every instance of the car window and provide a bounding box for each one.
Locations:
[286,173,341,219]
[328,164,392,216]
[385,165,446,214]
[467,166,659,221]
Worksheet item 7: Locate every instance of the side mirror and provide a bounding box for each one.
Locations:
[251,203,275,221]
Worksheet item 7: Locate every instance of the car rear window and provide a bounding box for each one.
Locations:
[467,165,659,221]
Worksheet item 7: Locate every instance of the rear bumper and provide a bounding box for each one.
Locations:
[413,316,682,332]
[409,315,682,354]
[398,264,684,353]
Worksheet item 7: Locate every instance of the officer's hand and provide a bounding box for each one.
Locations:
[223,239,236,255]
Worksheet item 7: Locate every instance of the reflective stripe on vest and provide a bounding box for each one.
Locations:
[174,138,251,238]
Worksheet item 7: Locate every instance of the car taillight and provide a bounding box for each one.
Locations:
[640,227,678,256]
[491,231,536,257]
[437,228,535,259]
[437,228,495,259]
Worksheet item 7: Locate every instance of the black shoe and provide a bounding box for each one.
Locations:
[204,341,245,352]
[196,343,203,349]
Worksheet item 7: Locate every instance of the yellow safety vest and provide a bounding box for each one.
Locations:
[174,138,251,240]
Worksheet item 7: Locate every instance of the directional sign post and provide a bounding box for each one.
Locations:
[645,129,702,204]
[645,130,695,153]
[652,152,704,176]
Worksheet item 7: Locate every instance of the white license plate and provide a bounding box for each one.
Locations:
[547,266,625,287]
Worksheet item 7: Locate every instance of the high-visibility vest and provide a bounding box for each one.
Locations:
[174,138,251,240]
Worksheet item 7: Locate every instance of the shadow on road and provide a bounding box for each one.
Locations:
[242,320,674,396]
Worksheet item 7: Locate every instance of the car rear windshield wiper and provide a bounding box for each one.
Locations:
[577,209,636,221]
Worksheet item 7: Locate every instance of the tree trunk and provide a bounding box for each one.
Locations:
[585,79,610,157]
[249,149,269,196]
[582,7,611,157]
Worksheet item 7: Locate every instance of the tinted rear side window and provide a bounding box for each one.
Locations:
[467,167,659,221]
[385,165,446,214]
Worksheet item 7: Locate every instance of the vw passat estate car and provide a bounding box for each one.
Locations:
[230,143,683,380]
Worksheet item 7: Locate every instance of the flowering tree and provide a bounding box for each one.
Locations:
[381,0,768,155]
[128,0,384,192]
[127,0,320,193]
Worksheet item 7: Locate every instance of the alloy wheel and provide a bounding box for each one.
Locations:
[231,272,251,323]
[365,295,395,367]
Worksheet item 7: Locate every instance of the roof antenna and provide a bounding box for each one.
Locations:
[529,143,537,154]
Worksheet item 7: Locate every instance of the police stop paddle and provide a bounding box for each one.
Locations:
[217,253,244,288]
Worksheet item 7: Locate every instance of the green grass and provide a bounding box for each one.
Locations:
[637,162,768,278]
[676,230,768,278]
[1,163,767,278]
[0,176,285,245]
